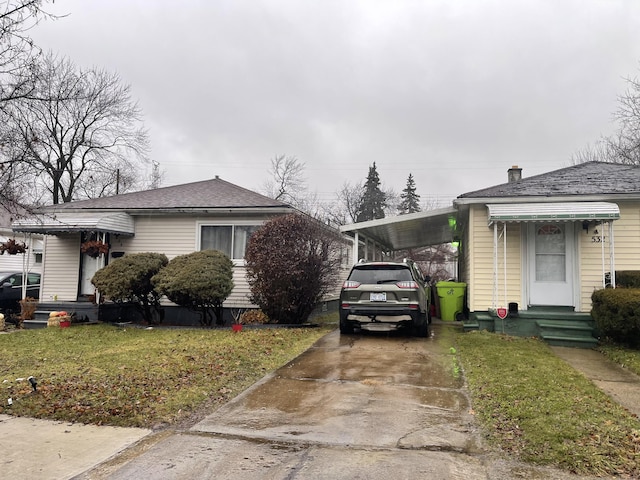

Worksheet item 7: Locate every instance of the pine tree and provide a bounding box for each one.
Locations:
[356,162,387,222]
[398,173,421,214]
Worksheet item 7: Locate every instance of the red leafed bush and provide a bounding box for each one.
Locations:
[245,213,344,324]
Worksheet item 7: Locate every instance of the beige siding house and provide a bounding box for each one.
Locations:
[455,162,640,317]
[12,177,308,324]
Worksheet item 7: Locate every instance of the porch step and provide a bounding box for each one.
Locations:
[536,319,598,348]
[463,322,479,332]
[538,334,599,348]
[23,319,48,329]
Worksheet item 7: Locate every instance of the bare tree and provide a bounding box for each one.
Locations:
[0,0,57,103]
[321,181,363,226]
[0,53,149,204]
[262,154,307,204]
[573,73,640,165]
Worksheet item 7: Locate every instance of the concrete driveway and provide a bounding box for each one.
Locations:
[80,324,584,480]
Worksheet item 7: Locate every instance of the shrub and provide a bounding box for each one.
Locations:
[92,252,168,324]
[245,213,344,324]
[152,250,234,327]
[592,288,640,347]
[615,271,640,288]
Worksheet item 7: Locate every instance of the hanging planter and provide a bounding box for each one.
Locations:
[0,239,28,255]
[81,240,109,258]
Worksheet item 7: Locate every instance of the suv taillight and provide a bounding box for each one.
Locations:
[342,280,361,289]
[396,281,418,289]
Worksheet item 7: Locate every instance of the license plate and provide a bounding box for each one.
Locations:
[370,292,387,302]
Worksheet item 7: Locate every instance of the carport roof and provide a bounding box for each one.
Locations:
[339,206,457,251]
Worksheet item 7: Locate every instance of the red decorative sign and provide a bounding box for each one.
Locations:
[496,307,508,319]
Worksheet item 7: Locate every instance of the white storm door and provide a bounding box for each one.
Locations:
[528,222,575,306]
[81,253,101,296]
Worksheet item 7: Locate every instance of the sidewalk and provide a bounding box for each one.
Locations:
[0,414,150,480]
[551,346,640,417]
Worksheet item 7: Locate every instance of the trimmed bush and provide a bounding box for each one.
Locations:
[592,288,640,347]
[615,271,640,288]
[152,250,234,327]
[92,252,168,324]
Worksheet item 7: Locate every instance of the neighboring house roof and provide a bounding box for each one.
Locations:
[12,177,294,235]
[457,162,640,202]
[43,177,292,212]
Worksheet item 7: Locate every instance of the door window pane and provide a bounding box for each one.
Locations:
[535,224,565,281]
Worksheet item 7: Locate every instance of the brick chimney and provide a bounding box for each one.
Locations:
[508,165,522,183]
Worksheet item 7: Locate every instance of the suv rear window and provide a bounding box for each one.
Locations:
[348,265,413,284]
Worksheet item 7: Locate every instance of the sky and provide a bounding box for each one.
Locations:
[30,0,640,210]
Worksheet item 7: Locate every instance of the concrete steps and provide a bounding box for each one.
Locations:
[464,309,598,348]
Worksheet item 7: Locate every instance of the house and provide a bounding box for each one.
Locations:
[0,207,43,275]
[12,176,328,325]
[341,162,640,346]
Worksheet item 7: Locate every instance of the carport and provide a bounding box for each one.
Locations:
[339,206,458,262]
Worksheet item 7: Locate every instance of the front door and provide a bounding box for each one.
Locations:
[528,222,575,306]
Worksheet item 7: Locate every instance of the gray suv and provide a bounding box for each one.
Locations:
[339,260,430,337]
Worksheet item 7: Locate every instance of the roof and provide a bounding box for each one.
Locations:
[457,162,640,202]
[44,177,292,212]
[340,206,457,250]
[12,178,295,235]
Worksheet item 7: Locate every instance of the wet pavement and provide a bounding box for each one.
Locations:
[77,324,592,480]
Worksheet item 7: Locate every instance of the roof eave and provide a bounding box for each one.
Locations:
[455,193,640,206]
[40,206,296,215]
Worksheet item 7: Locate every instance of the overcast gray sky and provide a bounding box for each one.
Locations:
[31,0,640,208]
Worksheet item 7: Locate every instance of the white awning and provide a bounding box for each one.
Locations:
[12,212,135,236]
[340,206,457,251]
[487,202,620,225]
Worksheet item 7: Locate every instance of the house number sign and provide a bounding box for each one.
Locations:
[591,228,606,243]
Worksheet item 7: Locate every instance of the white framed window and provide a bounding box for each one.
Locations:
[199,224,261,260]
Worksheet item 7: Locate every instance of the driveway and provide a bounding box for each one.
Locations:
[80,324,586,479]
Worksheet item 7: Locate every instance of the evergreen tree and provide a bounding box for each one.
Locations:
[398,173,421,214]
[356,162,387,222]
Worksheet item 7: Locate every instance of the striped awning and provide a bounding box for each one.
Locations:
[12,212,135,236]
[487,202,620,224]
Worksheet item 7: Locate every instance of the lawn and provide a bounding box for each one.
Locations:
[455,330,640,477]
[0,322,332,428]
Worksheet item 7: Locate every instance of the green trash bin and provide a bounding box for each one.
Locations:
[436,281,466,321]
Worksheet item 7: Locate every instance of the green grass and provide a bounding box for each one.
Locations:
[598,343,640,375]
[455,330,640,477]
[0,323,331,428]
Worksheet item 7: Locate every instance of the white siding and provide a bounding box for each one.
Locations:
[41,234,81,301]
[117,214,271,309]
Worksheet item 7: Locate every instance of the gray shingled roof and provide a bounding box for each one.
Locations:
[458,162,640,199]
[46,177,292,211]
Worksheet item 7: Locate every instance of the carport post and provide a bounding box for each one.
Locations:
[609,220,616,288]
[492,221,498,309]
[352,232,359,264]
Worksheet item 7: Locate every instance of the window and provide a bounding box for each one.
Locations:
[200,225,261,259]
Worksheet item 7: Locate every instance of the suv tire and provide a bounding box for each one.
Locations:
[340,319,354,334]
[412,311,429,337]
